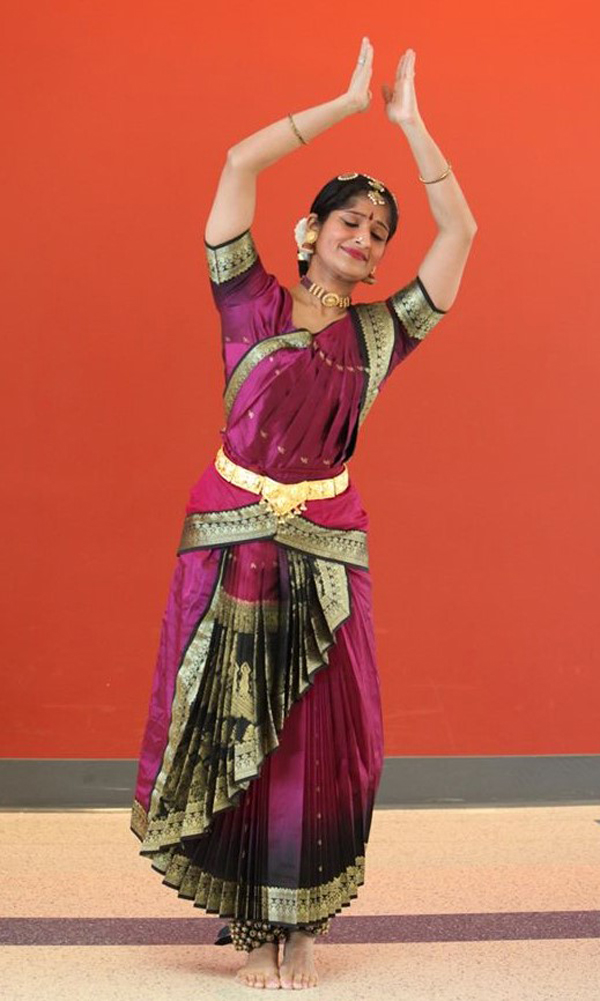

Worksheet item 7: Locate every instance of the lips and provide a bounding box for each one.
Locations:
[341,246,367,262]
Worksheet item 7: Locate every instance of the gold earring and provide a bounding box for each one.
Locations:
[362,269,377,284]
[301,229,318,256]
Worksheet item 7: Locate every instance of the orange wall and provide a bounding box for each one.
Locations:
[2,2,599,757]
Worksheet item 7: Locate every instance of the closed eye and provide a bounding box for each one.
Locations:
[342,219,384,242]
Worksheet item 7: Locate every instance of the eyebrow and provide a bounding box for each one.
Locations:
[342,209,390,233]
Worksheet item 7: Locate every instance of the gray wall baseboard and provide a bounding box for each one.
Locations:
[1,756,599,809]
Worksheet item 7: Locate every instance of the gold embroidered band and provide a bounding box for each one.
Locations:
[214,446,349,520]
[354,301,396,428]
[177,505,369,569]
[150,847,366,925]
[389,277,446,341]
[205,230,258,285]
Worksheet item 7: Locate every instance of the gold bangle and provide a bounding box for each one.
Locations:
[419,161,453,184]
[288,112,308,146]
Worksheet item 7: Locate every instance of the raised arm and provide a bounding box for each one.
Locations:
[382,49,478,312]
[204,38,375,247]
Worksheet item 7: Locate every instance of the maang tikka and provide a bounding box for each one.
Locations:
[337,171,397,208]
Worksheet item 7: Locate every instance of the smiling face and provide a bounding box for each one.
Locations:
[307,193,392,285]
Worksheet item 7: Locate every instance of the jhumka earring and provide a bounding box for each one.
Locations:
[362,268,377,285]
[297,228,317,262]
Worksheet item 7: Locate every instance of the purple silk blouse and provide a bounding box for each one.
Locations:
[204,229,446,485]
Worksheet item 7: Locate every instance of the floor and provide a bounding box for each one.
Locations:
[2,805,599,999]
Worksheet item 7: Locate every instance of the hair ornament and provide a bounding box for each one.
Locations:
[294,216,313,262]
[363,174,387,205]
[294,216,308,247]
[336,171,395,206]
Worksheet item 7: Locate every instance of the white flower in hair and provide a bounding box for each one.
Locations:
[296,216,310,252]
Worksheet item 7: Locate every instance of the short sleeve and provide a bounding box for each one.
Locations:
[384,275,447,376]
[204,229,273,308]
[204,229,286,384]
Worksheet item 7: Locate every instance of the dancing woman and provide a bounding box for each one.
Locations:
[130,38,477,990]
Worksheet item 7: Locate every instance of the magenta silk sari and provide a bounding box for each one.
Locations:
[130,229,446,938]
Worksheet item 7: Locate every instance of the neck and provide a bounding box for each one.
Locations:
[293,265,355,314]
[299,275,350,309]
[306,261,354,300]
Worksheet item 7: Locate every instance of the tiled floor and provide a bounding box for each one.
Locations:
[2,805,600,999]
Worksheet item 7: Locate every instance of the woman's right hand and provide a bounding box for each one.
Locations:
[343,37,374,113]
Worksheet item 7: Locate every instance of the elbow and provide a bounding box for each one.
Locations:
[441,221,478,242]
[225,145,256,175]
[225,146,242,170]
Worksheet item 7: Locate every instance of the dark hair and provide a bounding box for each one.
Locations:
[297,173,399,277]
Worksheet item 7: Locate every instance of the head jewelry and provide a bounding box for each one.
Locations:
[337,172,398,207]
[294,172,397,261]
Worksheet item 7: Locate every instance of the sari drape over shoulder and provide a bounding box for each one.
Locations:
[130,229,446,929]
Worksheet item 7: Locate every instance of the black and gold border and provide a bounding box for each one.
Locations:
[275,515,369,570]
[177,506,369,570]
[132,549,352,852]
[205,230,258,285]
[146,548,228,826]
[389,276,446,341]
[154,848,366,925]
[353,302,396,428]
[177,503,276,551]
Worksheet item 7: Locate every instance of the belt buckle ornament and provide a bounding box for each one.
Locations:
[260,476,309,520]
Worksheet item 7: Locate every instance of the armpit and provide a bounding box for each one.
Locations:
[205,230,258,285]
[388,276,447,341]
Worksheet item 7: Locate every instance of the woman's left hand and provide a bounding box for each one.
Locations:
[382,49,423,127]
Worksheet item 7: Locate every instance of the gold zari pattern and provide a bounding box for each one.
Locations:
[140,834,365,925]
[178,503,369,570]
[205,230,258,285]
[389,277,446,341]
[147,553,227,823]
[135,547,351,853]
[177,503,275,550]
[215,589,280,633]
[353,302,396,428]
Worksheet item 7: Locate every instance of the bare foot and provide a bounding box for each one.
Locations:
[235,940,281,989]
[279,930,318,990]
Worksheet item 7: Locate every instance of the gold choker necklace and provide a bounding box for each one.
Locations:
[300,275,351,309]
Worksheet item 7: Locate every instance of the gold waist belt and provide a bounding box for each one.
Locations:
[214,445,349,520]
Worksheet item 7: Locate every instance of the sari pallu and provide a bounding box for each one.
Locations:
[131,480,383,928]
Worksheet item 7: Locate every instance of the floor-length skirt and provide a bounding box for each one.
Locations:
[130,479,385,933]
